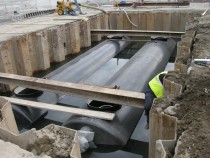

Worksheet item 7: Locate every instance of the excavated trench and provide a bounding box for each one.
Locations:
[149,10,210,158]
[11,36,177,158]
[1,5,210,158]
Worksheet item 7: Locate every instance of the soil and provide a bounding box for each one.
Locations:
[185,11,202,31]
[27,125,74,158]
[152,65,210,157]
[168,11,210,157]
[191,12,210,59]
[192,34,210,59]
[165,72,186,87]
[161,66,210,158]
[0,139,50,158]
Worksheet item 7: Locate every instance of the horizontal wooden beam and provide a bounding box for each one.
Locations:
[0,73,145,108]
[3,97,115,120]
[91,29,184,38]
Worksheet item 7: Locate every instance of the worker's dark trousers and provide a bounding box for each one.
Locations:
[144,86,156,123]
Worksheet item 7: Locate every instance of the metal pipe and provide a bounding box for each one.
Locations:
[63,38,176,145]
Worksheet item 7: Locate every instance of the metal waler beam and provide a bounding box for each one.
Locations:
[115,1,190,7]
[91,29,184,38]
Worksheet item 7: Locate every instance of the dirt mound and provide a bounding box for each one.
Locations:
[153,66,210,157]
[185,11,202,31]
[0,139,50,158]
[172,67,210,157]
[152,10,210,158]
[27,125,74,158]
[166,72,186,87]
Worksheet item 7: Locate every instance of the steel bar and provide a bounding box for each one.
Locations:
[0,73,145,108]
[109,39,150,42]
[115,2,190,7]
[91,29,184,38]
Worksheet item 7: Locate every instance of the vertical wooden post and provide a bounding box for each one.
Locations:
[139,12,147,30]
[0,41,15,74]
[80,20,91,48]
[175,31,195,72]
[123,12,132,30]
[0,97,19,134]
[149,106,177,158]
[180,11,189,32]
[116,12,124,30]
[49,26,66,62]
[36,30,51,70]
[146,11,155,31]
[0,41,16,92]
[12,35,33,76]
[163,11,172,31]
[64,23,72,55]
[69,21,81,54]
[171,11,181,32]
[109,12,117,30]
[90,15,101,42]
[154,11,164,31]
[131,12,140,30]
[100,14,109,38]
[28,32,39,71]
[28,31,50,71]
[149,77,182,158]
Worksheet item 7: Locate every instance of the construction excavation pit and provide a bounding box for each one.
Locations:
[0,0,210,158]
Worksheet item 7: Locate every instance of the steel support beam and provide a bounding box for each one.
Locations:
[115,2,190,7]
[0,73,145,108]
[91,29,184,38]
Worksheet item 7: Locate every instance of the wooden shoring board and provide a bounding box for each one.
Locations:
[3,97,115,121]
[0,73,145,108]
[0,97,19,134]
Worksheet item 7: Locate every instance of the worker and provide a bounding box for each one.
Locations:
[144,71,168,129]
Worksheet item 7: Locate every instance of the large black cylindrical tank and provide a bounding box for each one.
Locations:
[13,38,130,129]
[63,38,176,145]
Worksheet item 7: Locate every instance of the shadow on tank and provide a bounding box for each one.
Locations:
[12,87,47,130]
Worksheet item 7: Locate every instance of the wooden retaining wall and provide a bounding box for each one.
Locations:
[149,21,196,158]
[108,10,189,32]
[0,15,94,91]
[0,9,190,92]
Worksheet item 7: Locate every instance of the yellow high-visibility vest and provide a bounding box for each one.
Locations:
[149,71,167,98]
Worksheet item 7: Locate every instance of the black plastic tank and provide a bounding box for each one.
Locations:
[63,38,176,145]
[12,37,130,129]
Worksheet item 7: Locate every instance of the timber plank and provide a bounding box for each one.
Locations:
[3,97,115,120]
[0,73,145,108]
